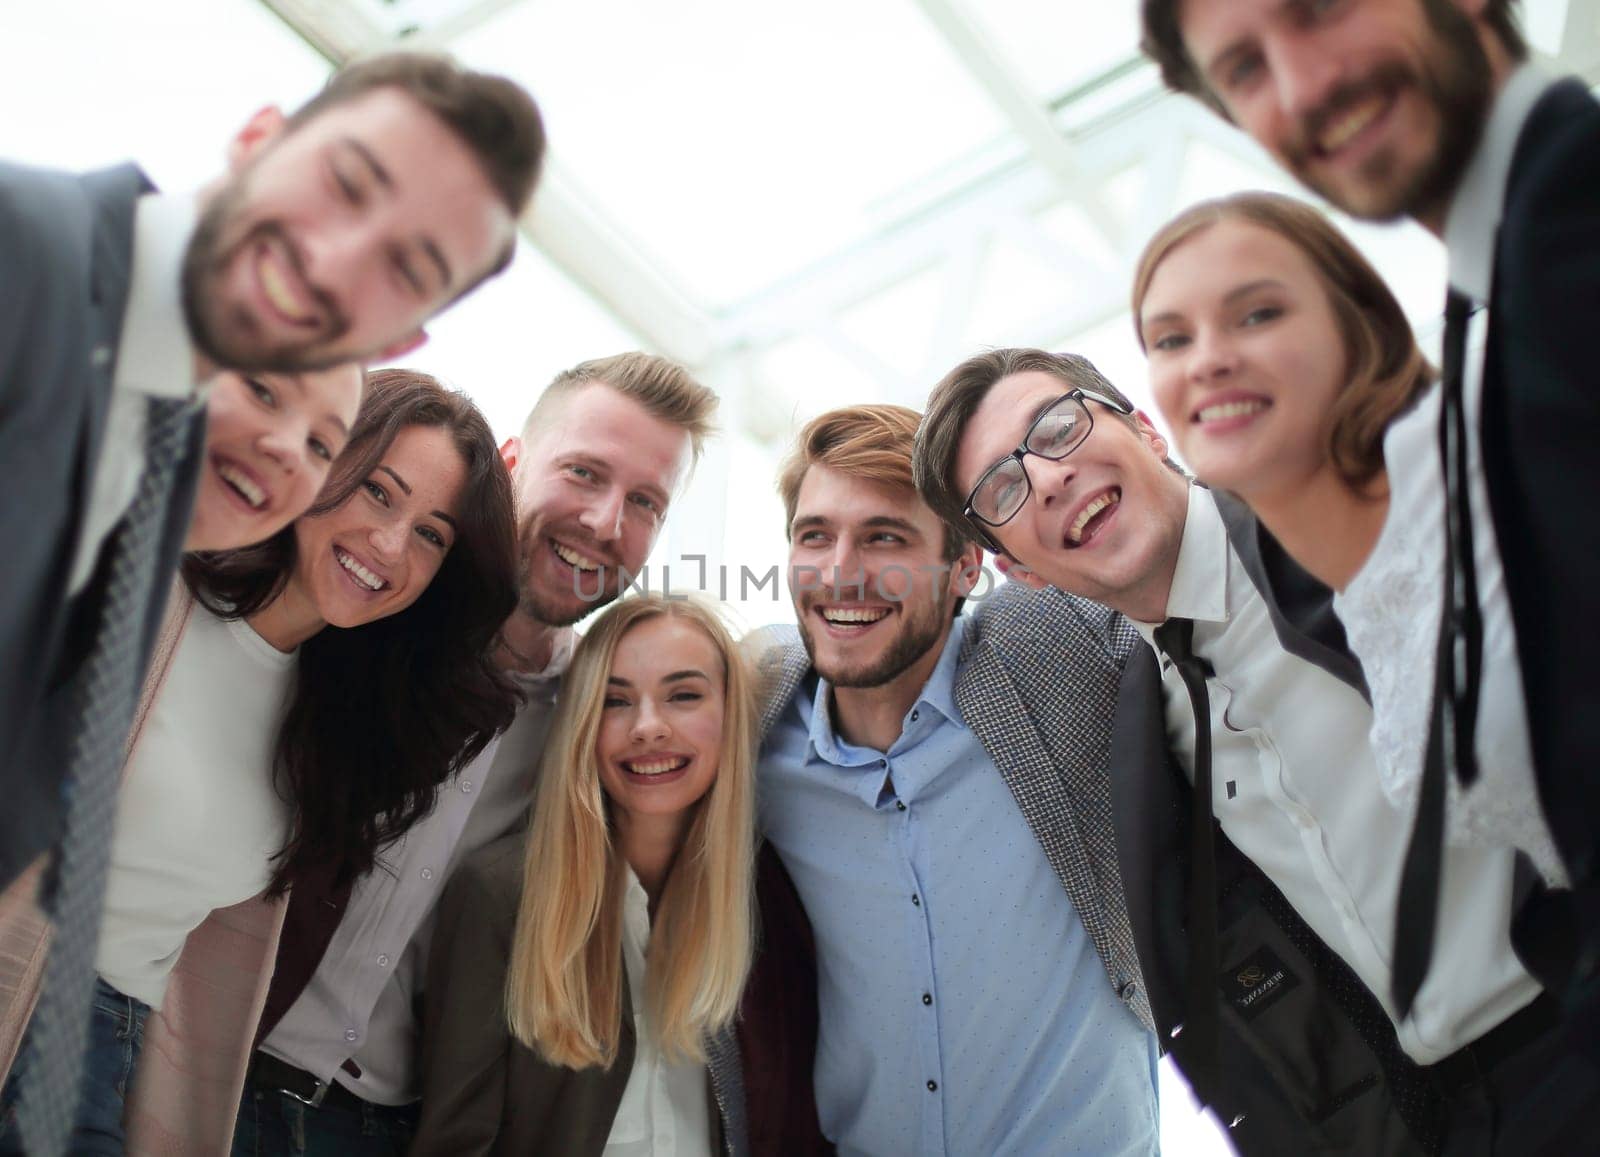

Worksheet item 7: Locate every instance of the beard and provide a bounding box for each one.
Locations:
[181,174,350,373]
[796,593,951,690]
[1282,1,1491,222]
[514,518,625,628]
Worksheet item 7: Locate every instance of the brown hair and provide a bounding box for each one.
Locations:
[522,352,719,466]
[913,350,1151,548]
[1141,0,1527,108]
[184,368,520,893]
[287,52,544,292]
[1130,191,1433,490]
[780,404,968,562]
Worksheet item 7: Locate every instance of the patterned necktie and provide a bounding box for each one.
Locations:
[14,395,197,1155]
[1392,290,1482,1018]
[1153,617,1220,1082]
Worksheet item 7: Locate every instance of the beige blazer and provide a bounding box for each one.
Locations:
[0,590,287,1154]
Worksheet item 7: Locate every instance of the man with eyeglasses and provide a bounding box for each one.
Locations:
[914,349,1461,1155]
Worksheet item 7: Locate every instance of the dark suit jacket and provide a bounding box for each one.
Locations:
[0,160,203,886]
[1109,492,1445,1155]
[409,832,828,1157]
[1477,78,1600,1014]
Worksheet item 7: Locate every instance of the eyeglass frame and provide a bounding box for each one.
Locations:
[960,387,1134,554]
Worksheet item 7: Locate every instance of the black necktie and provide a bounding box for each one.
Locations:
[1154,618,1220,1078]
[14,396,197,1154]
[1392,290,1483,1017]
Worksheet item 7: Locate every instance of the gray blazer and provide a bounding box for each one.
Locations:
[748,579,1155,1033]
[410,832,746,1157]
[0,160,203,886]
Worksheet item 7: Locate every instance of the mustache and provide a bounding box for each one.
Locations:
[1283,60,1414,161]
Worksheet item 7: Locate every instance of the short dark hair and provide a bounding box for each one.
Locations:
[1141,0,1527,108]
[913,349,1145,550]
[288,52,546,219]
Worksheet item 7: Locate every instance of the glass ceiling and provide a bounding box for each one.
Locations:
[7,2,1595,1147]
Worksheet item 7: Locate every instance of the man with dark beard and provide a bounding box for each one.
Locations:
[749,404,1158,1156]
[0,53,543,1152]
[234,354,717,1155]
[1143,0,1600,1141]
[0,54,544,889]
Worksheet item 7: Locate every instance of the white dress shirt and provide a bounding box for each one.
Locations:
[604,866,714,1157]
[260,631,573,1104]
[1131,486,1540,1063]
[69,192,202,594]
[97,606,293,1008]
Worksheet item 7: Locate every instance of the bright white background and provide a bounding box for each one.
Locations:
[5,2,1594,1151]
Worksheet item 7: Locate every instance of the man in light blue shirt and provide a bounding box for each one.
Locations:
[750,404,1158,1155]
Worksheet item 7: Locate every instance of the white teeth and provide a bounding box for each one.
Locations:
[553,541,602,571]
[821,607,889,624]
[217,462,267,510]
[626,757,689,776]
[258,249,313,323]
[1196,399,1270,424]
[335,547,386,592]
[1068,491,1119,545]
[1317,97,1384,153]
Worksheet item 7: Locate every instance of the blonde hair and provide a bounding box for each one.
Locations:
[1131,192,1433,491]
[505,594,756,1068]
[520,352,719,465]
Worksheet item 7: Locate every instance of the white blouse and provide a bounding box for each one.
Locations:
[605,867,715,1157]
[97,606,295,1007]
[1336,383,1567,886]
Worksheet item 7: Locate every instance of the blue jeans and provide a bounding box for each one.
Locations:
[231,1087,418,1156]
[0,977,150,1156]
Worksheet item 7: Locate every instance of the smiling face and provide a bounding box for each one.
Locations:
[596,615,726,827]
[1176,0,1492,223]
[1140,219,1349,502]
[182,87,515,373]
[954,370,1189,618]
[509,383,693,627]
[788,465,977,690]
[289,423,467,628]
[186,365,364,552]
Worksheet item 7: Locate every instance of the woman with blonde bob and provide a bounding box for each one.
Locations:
[413,592,812,1156]
[1131,190,1567,886]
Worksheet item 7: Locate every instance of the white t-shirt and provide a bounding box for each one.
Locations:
[604,866,714,1157]
[97,604,295,1008]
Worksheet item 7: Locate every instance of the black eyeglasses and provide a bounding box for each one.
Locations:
[962,388,1132,551]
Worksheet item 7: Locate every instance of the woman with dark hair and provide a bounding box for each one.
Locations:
[0,368,520,1154]
[1132,191,1566,888]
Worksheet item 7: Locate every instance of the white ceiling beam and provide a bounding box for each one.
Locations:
[911,0,1125,245]
[254,0,718,366]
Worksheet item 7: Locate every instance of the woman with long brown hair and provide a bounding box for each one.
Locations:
[1132,191,1564,886]
[0,368,520,1152]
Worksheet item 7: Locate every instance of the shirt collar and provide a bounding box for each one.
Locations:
[1130,485,1229,645]
[114,192,201,399]
[804,613,970,766]
[1443,63,1557,303]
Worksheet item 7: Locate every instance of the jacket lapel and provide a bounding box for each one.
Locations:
[1212,490,1368,698]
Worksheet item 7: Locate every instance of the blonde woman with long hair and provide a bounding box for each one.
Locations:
[411,594,829,1156]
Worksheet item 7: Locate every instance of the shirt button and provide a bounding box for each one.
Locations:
[377,954,390,967]
[921,993,932,1006]
[344,1029,358,1043]
[878,758,888,769]
[911,893,921,907]
[910,709,920,722]
[90,345,111,368]
[896,801,907,812]
[1292,810,1315,831]
[926,1080,938,1092]
[420,867,434,881]
[1119,981,1137,1001]
[460,780,474,794]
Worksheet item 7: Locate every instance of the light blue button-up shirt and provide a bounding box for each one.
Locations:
[760,616,1158,1156]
